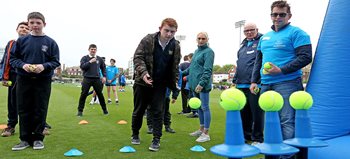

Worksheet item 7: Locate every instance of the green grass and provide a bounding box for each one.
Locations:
[0,83,263,159]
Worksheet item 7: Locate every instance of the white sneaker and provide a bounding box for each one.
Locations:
[94,97,100,104]
[189,130,203,137]
[196,133,210,142]
[89,98,94,105]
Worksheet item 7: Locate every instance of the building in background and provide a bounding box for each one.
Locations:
[128,57,134,79]
[0,47,4,61]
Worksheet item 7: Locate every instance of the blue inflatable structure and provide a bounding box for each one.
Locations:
[307,0,350,158]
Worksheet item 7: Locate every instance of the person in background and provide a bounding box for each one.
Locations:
[250,1,312,157]
[106,58,119,104]
[233,22,264,144]
[131,18,181,152]
[10,12,60,150]
[183,32,214,143]
[178,55,191,114]
[0,22,29,137]
[77,44,108,117]
[119,73,126,92]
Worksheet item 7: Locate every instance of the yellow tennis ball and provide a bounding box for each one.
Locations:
[259,91,284,111]
[7,81,12,86]
[264,62,272,70]
[263,69,269,75]
[189,97,201,109]
[220,88,246,111]
[289,91,313,110]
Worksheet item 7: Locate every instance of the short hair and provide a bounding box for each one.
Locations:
[183,55,188,61]
[161,18,178,29]
[110,59,116,63]
[89,44,97,49]
[271,0,291,14]
[17,21,28,30]
[27,12,45,23]
[188,53,193,58]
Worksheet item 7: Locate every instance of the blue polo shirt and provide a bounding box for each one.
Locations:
[106,65,118,85]
[258,24,311,84]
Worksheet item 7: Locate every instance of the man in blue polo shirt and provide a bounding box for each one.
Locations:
[250,0,312,143]
[106,58,119,104]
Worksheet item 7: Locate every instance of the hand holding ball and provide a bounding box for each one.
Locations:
[289,91,313,110]
[189,97,201,109]
[220,88,246,111]
[263,62,272,74]
[258,91,284,111]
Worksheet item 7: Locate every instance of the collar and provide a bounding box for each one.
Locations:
[271,22,291,32]
[88,54,95,58]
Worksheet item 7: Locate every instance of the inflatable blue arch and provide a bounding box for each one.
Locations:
[307,0,350,158]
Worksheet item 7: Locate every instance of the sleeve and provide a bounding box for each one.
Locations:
[10,39,26,69]
[133,36,149,79]
[42,41,60,70]
[280,44,312,74]
[100,58,106,77]
[80,56,90,70]
[251,50,262,83]
[198,50,215,87]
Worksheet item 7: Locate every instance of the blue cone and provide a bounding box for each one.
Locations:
[119,146,136,153]
[284,110,328,148]
[64,148,83,157]
[254,112,299,155]
[190,145,206,152]
[210,111,260,158]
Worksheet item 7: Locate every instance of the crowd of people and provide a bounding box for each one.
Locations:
[0,1,312,159]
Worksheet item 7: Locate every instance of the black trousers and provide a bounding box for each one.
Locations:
[180,82,191,113]
[16,76,51,142]
[239,88,264,142]
[132,84,166,139]
[78,78,107,112]
[7,73,17,128]
[147,97,171,128]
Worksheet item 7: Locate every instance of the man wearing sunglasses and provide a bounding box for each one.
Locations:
[250,0,312,152]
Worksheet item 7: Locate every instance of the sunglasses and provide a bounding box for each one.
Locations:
[244,29,256,33]
[197,38,206,40]
[270,13,288,17]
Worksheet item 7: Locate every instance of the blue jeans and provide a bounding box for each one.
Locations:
[193,92,211,129]
[260,78,303,140]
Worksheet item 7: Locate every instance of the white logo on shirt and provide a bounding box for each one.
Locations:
[262,37,270,40]
[41,45,48,52]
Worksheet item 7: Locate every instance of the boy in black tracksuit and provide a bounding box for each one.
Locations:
[10,12,60,150]
[77,44,108,116]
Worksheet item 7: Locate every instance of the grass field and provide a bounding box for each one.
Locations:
[0,83,263,159]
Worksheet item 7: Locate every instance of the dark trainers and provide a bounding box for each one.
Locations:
[131,136,140,145]
[33,140,44,150]
[12,141,30,151]
[77,111,83,117]
[149,138,160,151]
[147,127,153,134]
[1,127,15,137]
[107,99,112,104]
[103,110,109,115]
[116,100,119,105]
[165,127,176,133]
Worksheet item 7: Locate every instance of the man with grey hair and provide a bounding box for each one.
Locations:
[233,22,264,144]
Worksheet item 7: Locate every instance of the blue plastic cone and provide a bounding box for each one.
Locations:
[119,146,136,153]
[210,111,260,158]
[254,112,299,155]
[190,145,206,152]
[64,148,83,157]
[284,110,328,148]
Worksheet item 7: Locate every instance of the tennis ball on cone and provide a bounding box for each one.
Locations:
[259,91,284,111]
[189,97,201,109]
[289,91,313,110]
[220,88,246,111]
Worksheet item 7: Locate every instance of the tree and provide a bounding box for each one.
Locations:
[213,65,221,74]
